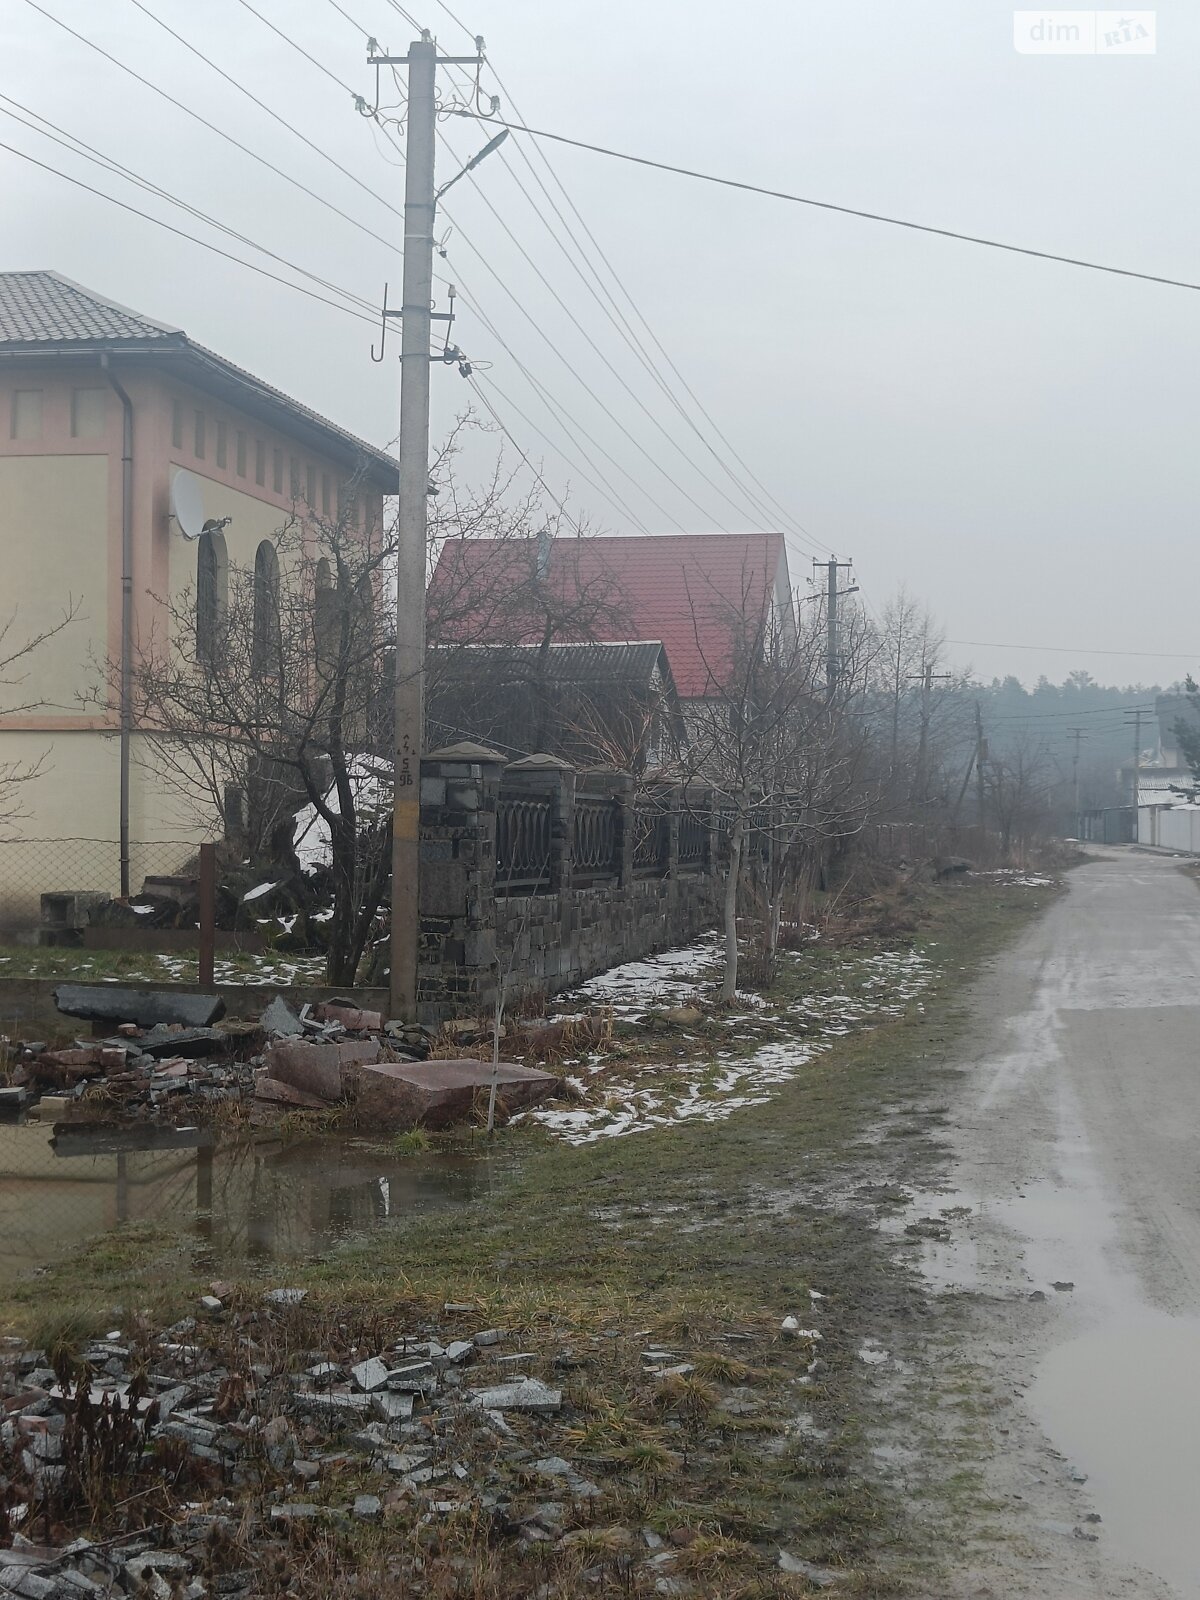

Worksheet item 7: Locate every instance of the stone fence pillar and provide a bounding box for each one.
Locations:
[417,741,506,1021]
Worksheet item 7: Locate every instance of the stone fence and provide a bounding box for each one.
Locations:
[418,742,721,1020]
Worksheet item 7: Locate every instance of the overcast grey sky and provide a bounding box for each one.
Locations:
[5,0,1197,686]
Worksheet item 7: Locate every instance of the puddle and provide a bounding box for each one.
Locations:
[0,1121,483,1281]
[1030,1309,1200,1600]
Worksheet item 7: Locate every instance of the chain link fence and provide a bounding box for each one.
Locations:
[0,837,206,941]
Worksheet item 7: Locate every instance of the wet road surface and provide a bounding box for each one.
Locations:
[939,848,1200,1598]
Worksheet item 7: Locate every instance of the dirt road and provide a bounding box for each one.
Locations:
[920,848,1200,1597]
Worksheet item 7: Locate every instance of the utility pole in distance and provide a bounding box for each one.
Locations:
[369,32,484,1020]
[1125,708,1146,835]
[974,701,988,840]
[814,556,856,700]
[1068,726,1086,833]
[908,661,952,805]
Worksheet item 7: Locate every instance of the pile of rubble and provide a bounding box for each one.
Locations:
[4,986,256,1123]
[0,986,560,1134]
[0,1293,838,1599]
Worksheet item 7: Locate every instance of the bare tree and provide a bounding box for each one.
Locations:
[986,733,1053,860]
[0,602,79,830]
[123,420,623,985]
[681,575,876,1000]
[126,482,395,985]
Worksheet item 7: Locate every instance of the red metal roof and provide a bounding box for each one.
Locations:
[429,533,791,698]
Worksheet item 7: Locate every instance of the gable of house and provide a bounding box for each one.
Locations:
[429,532,793,701]
[427,640,684,767]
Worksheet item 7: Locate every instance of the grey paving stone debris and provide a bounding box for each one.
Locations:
[470,1380,562,1414]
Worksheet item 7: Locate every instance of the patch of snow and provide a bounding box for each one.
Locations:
[520,935,935,1146]
[242,881,279,903]
[293,757,392,876]
[569,934,722,1017]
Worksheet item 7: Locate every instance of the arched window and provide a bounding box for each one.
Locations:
[252,540,281,669]
[315,556,337,678]
[196,527,228,665]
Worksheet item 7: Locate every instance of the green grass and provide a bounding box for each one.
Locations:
[0,943,327,984]
[0,874,1060,1595]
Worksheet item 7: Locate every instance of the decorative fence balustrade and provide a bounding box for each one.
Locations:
[632,806,668,876]
[678,806,709,869]
[495,794,552,892]
[572,793,620,883]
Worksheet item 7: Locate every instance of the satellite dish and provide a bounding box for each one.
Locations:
[170,469,205,541]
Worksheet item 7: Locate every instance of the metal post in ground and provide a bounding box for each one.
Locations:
[198,841,216,989]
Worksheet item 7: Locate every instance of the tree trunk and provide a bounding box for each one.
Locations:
[326,824,358,986]
[720,817,743,1003]
[766,892,782,964]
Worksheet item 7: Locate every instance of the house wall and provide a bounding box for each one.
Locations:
[1138,804,1200,853]
[0,358,381,926]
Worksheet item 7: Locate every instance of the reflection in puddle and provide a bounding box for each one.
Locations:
[0,1121,483,1279]
[1031,1310,1200,1600]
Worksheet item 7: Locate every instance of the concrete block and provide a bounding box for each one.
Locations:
[54,984,225,1028]
[264,1040,342,1101]
[463,930,496,968]
[353,1059,560,1130]
[422,862,469,917]
[420,777,446,806]
[254,1073,328,1111]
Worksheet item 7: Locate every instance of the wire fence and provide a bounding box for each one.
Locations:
[0,836,205,941]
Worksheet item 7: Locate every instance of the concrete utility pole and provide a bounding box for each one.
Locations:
[390,35,436,1023]
[369,33,483,1020]
[974,702,988,838]
[1069,726,1086,832]
[814,556,856,700]
[1125,708,1146,814]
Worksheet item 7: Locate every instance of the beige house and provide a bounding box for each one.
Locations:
[0,271,397,932]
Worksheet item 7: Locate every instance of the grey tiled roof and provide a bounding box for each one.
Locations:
[0,270,181,343]
[0,271,397,484]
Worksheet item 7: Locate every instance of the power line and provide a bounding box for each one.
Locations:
[450,111,1200,296]
[348,3,824,545]
[430,0,823,553]
[126,0,398,232]
[456,280,671,529]
[0,97,379,317]
[949,638,1197,660]
[449,271,685,530]
[408,35,820,544]
[19,0,400,253]
[231,0,361,97]
[447,98,808,541]
[431,135,753,533]
[439,224,729,529]
[984,703,1156,722]
[328,3,666,528]
[465,371,613,537]
[0,136,379,328]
